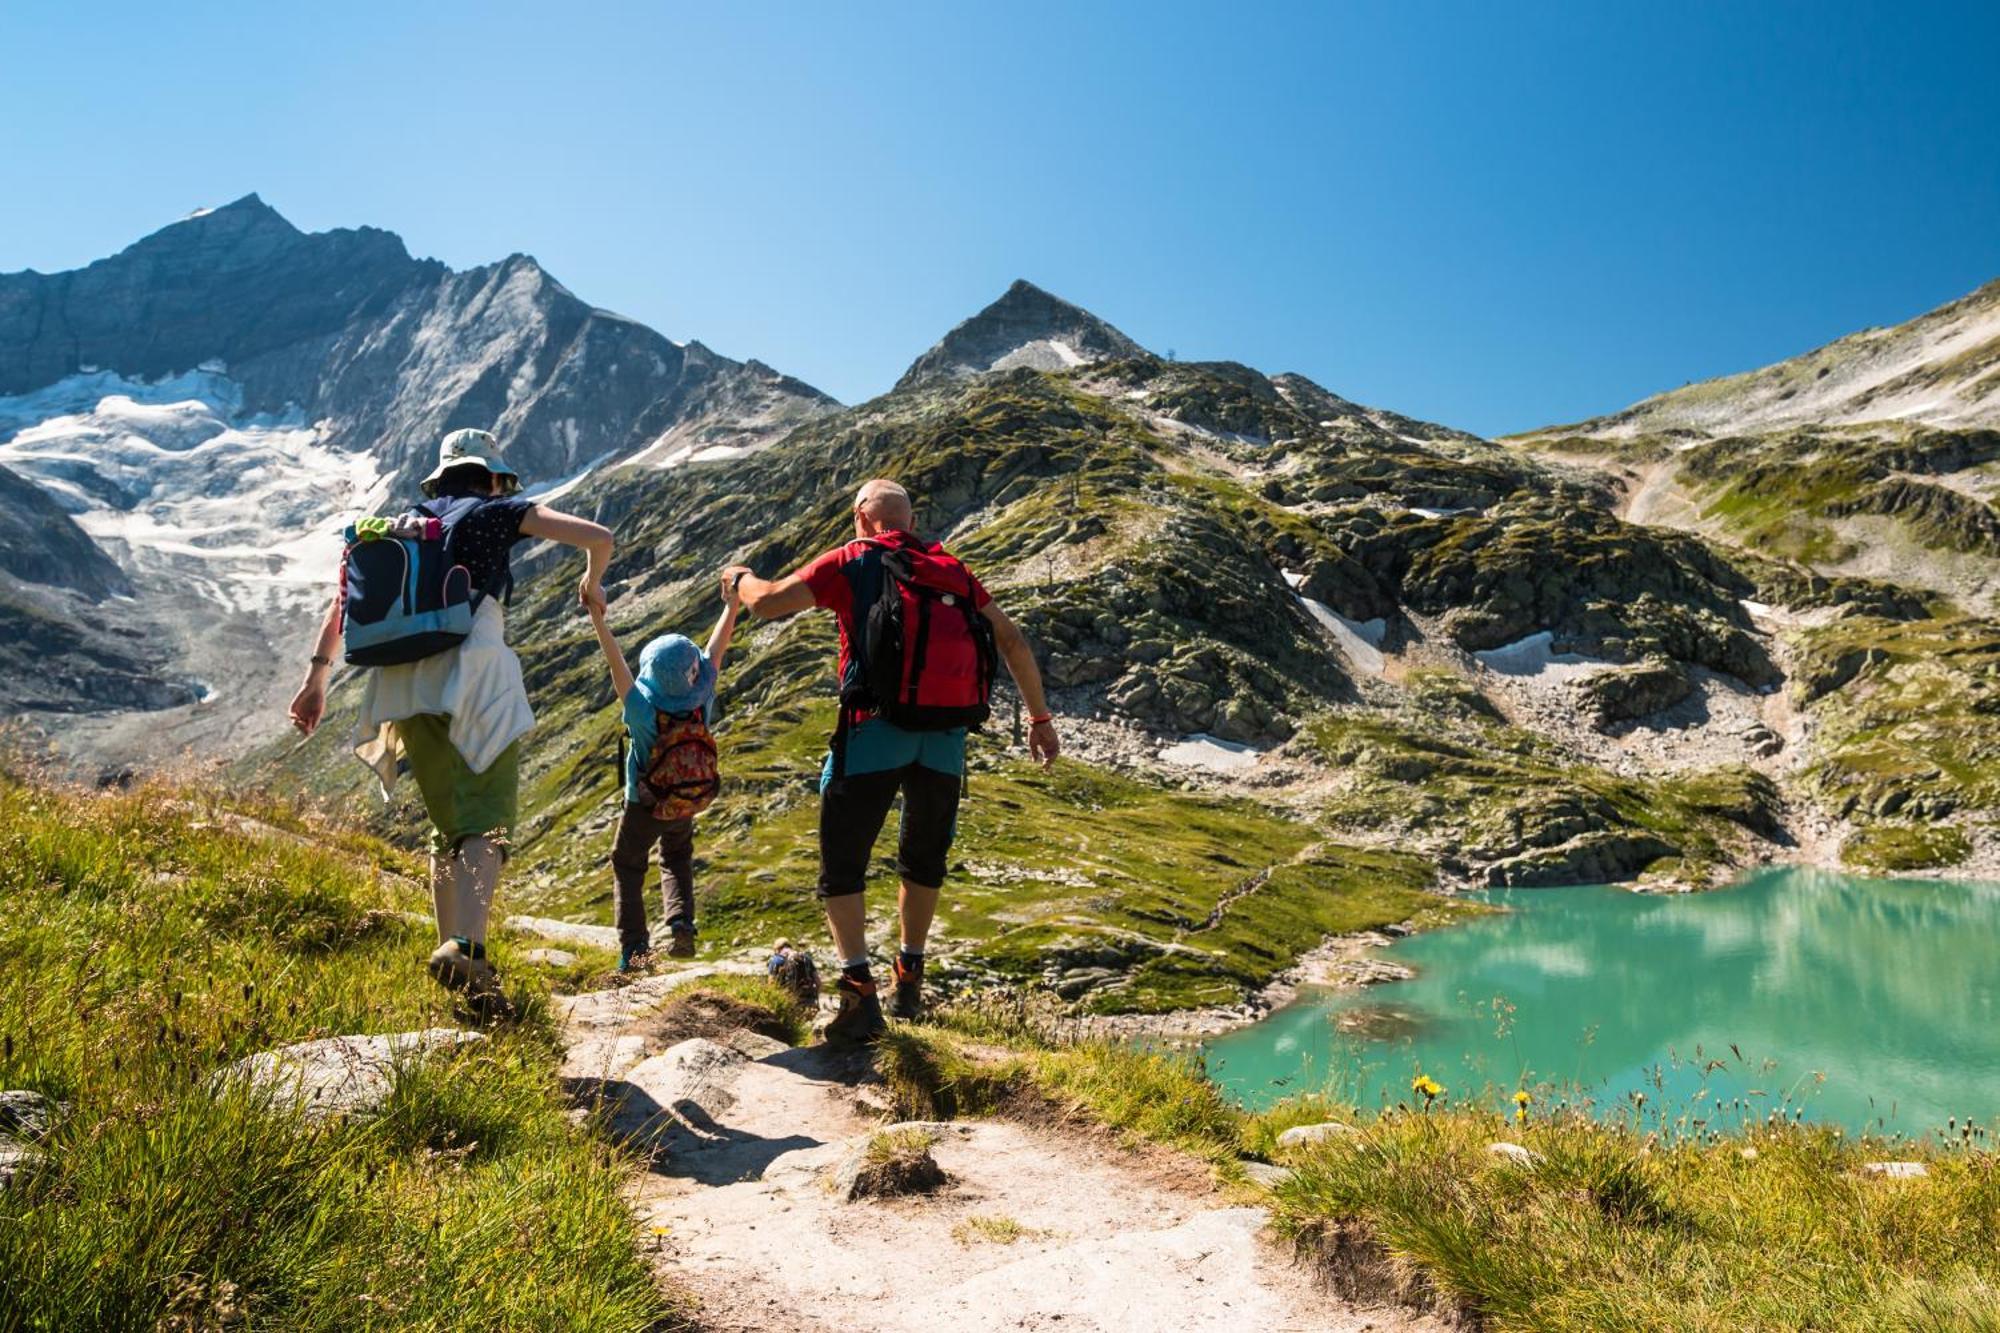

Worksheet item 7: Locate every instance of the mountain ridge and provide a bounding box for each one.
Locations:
[896,278,1150,391]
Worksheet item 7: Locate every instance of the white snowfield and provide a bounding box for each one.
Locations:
[0,370,386,615]
[989,336,1088,373]
[1282,570,1387,675]
[1161,733,1262,772]
[1473,630,1614,682]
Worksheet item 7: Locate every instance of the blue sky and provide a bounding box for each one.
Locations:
[4,1,1996,435]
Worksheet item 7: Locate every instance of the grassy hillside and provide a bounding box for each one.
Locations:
[252,352,1992,1018]
[0,771,675,1331]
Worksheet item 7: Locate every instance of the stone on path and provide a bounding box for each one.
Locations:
[213,1029,484,1120]
[1277,1120,1359,1150]
[504,915,623,951]
[831,1122,955,1201]
[520,947,579,968]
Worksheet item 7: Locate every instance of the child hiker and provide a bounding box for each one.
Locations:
[588,579,741,969]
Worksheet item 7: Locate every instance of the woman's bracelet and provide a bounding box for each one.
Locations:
[1028,713,1054,726]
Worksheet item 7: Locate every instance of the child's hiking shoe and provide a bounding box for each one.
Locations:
[666,920,697,959]
[888,953,925,1022]
[766,942,822,1007]
[427,937,487,992]
[822,972,888,1047]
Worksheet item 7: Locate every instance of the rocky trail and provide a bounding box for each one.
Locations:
[549,950,1435,1333]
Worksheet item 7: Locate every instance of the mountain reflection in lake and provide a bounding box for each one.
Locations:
[1203,868,2000,1138]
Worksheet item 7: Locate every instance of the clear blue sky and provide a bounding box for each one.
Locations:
[4,1,1996,435]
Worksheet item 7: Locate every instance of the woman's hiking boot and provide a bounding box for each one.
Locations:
[823,971,887,1047]
[428,937,487,991]
[619,939,654,973]
[666,920,697,959]
[888,952,924,1021]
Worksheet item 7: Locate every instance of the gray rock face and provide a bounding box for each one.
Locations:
[213,1028,485,1120]
[0,195,838,496]
[0,465,129,597]
[895,279,1148,391]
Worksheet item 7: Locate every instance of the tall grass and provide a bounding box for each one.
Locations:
[0,773,676,1331]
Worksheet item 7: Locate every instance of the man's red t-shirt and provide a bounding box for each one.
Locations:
[793,531,992,687]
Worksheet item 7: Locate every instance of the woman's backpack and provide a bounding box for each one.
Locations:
[337,496,500,667]
[638,709,720,820]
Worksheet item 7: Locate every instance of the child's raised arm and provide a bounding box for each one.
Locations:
[705,588,742,675]
[589,603,637,701]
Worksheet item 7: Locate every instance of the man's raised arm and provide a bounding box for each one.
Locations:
[724,565,817,620]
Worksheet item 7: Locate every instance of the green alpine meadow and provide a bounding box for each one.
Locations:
[5,9,1999,1327]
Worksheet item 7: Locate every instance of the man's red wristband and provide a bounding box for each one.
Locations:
[1028,713,1054,726]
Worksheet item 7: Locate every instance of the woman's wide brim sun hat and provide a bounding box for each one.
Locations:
[421,428,523,497]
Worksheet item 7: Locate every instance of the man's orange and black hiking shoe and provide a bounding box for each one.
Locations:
[888,952,924,1021]
[823,970,888,1046]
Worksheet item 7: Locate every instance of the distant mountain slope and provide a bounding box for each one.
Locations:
[1515,277,2000,614]
[896,279,1148,390]
[0,195,837,493]
[1541,278,2000,439]
[0,196,835,743]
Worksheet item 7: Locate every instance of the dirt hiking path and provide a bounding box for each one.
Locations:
[550,964,1435,1333]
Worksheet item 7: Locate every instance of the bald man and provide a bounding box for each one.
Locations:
[724,479,1059,1044]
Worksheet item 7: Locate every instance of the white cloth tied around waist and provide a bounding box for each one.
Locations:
[352,599,534,797]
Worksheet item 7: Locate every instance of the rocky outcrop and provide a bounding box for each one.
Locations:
[1485,830,1679,887]
[1576,657,1692,730]
[896,279,1148,391]
[0,465,129,598]
[1827,478,2000,557]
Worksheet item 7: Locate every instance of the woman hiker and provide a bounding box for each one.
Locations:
[287,428,614,1013]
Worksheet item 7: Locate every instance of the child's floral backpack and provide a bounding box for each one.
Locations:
[638,709,720,820]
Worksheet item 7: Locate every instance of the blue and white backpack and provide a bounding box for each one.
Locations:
[338,496,503,667]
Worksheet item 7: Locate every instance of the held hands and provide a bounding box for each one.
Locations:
[578,575,608,617]
[720,564,751,610]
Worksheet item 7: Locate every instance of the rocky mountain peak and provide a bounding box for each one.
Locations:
[894,278,1150,391]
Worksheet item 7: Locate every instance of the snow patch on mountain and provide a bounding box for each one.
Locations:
[0,370,386,616]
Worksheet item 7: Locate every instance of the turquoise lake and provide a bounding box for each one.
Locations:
[1202,868,2000,1138]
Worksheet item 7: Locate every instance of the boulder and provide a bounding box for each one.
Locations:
[1276,1121,1359,1150]
[213,1029,484,1120]
[1576,657,1692,731]
[1486,1141,1540,1168]
[1241,1161,1294,1189]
